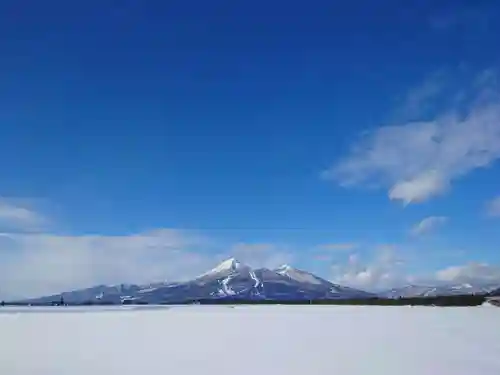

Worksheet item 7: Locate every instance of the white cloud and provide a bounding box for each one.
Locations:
[486,196,500,217]
[330,245,407,291]
[0,197,302,299]
[0,199,47,231]
[389,170,449,204]
[410,216,448,236]
[436,263,500,284]
[1,199,498,299]
[323,70,500,204]
[0,197,297,299]
[0,227,295,300]
[330,243,500,290]
[0,229,217,299]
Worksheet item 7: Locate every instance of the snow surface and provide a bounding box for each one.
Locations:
[249,270,260,288]
[275,264,324,285]
[220,275,236,296]
[197,257,243,278]
[1,305,500,375]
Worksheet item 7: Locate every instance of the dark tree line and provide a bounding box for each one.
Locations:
[172,294,486,307]
[1,294,488,307]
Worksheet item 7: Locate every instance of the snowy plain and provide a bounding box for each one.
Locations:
[1,305,499,375]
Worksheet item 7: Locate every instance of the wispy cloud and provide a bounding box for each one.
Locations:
[0,199,48,231]
[229,242,294,269]
[0,198,298,299]
[396,71,445,120]
[486,196,500,217]
[312,243,360,263]
[0,229,213,299]
[330,245,407,290]
[429,4,493,32]
[316,243,359,251]
[1,199,498,298]
[323,69,500,204]
[0,231,301,300]
[410,216,448,236]
[330,244,500,290]
[436,263,500,284]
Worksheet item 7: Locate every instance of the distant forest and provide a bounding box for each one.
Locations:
[1,294,490,307]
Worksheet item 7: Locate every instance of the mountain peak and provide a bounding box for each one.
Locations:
[197,258,248,279]
[213,258,243,273]
[275,264,326,285]
[21,259,378,304]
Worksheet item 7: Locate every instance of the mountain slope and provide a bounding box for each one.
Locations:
[489,287,500,297]
[22,284,144,305]
[274,265,375,298]
[19,259,375,304]
[275,265,331,285]
[197,258,247,280]
[131,261,376,302]
[381,283,500,298]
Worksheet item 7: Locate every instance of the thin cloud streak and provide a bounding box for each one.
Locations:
[316,243,359,251]
[0,199,48,232]
[410,216,448,236]
[323,69,500,204]
[486,196,500,217]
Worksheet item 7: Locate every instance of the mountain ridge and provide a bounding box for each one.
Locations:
[18,258,374,304]
[14,259,500,304]
[379,282,500,298]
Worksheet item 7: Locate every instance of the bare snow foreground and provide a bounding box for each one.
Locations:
[1,305,499,375]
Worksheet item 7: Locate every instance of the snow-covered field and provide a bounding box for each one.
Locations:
[1,305,499,375]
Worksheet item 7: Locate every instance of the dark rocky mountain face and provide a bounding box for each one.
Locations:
[490,288,500,297]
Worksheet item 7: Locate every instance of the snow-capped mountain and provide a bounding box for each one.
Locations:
[275,265,329,285]
[275,264,374,298]
[23,283,146,305]
[197,258,248,280]
[130,260,375,303]
[19,259,375,304]
[380,283,500,298]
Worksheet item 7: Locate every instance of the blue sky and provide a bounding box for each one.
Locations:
[1,0,500,298]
